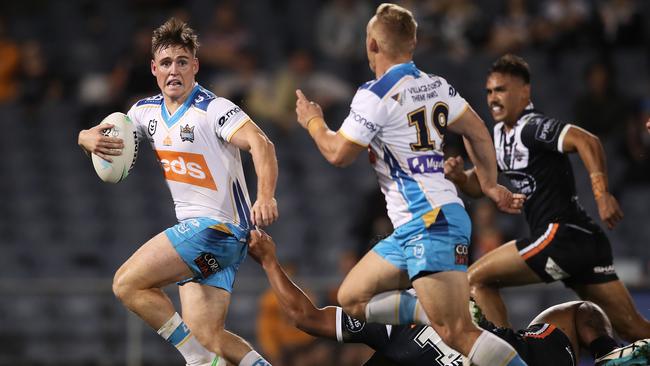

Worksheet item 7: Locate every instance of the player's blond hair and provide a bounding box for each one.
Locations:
[151,17,200,57]
[373,3,417,58]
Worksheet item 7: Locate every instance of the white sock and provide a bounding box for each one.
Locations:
[466,331,528,366]
[365,289,430,325]
[239,350,271,366]
[157,312,216,366]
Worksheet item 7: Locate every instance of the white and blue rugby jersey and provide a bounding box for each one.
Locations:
[127,83,252,228]
[339,62,467,227]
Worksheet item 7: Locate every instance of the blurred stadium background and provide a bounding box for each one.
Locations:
[0,0,649,365]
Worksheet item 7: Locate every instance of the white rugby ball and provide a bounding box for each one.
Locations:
[91,112,139,183]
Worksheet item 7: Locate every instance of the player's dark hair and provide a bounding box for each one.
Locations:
[151,17,200,57]
[374,3,418,57]
[489,54,530,84]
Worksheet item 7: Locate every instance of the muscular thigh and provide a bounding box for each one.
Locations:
[339,250,410,304]
[115,231,193,289]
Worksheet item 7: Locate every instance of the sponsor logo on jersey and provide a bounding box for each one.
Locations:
[407,154,444,174]
[503,171,537,197]
[219,106,241,126]
[148,119,157,135]
[545,257,569,280]
[180,124,195,142]
[535,118,561,142]
[193,252,221,278]
[593,265,615,274]
[348,110,377,132]
[155,150,217,190]
[343,313,365,333]
[454,244,468,265]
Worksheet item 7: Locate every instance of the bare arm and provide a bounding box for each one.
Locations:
[248,230,338,339]
[444,156,483,198]
[295,89,366,167]
[561,126,623,229]
[448,107,524,213]
[229,121,279,227]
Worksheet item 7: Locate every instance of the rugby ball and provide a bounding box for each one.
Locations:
[91,112,139,183]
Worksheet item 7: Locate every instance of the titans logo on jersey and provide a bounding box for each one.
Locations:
[493,105,588,231]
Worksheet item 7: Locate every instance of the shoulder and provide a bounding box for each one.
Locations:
[190,85,218,112]
[364,62,421,99]
[524,113,566,143]
[134,93,164,108]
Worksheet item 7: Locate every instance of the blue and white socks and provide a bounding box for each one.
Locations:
[365,289,430,325]
[157,312,217,366]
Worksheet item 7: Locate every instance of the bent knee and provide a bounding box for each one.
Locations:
[112,271,133,302]
[337,287,366,320]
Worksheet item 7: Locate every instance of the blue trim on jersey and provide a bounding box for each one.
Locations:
[135,94,164,107]
[161,84,200,128]
[232,179,250,230]
[367,62,421,98]
[383,147,433,216]
[358,80,374,90]
[193,85,217,111]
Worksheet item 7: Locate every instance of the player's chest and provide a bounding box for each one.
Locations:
[144,112,208,152]
[494,126,530,171]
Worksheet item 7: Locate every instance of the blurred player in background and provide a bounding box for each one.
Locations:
[444,54,650,342]
[247,229,650,366]
[295,3,527,366]
[77,18,277,366]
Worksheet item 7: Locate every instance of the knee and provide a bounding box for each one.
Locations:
[112,270,133,303]
[337,286,366,320]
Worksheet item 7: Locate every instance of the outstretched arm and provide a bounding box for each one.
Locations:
[561,126,623,229]
[248,230,338,339]
[448,107,525,213]
[295,89,366,167]
[229,121,279,227]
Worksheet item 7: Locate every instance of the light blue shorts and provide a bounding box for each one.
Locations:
[373,203,471,280]
[164,218,249,292]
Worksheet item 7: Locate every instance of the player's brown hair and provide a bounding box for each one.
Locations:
[151,17,200,57]
[489,54,531,84]
[373,3,418,58]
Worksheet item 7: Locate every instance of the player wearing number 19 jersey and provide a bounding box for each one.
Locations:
[295,4,526,366]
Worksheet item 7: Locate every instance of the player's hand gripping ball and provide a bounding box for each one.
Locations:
[91,112,139,183]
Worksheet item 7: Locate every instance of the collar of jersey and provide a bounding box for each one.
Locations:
[502,102,539,132]
[161,84,200,129]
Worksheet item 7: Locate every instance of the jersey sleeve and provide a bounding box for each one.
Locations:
[338,89,385,147]
[207,98,252,142]
[335,307,390,349]
[440,78,469,126]
[126,103,147,142]
[520,116,573,153]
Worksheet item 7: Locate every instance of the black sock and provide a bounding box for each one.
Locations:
[589,335,620,359]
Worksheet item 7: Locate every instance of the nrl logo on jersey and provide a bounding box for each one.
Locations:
[180,124,195,142]
[148,119,157,136]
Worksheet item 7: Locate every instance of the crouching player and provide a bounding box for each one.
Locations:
[248,230,649,366]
